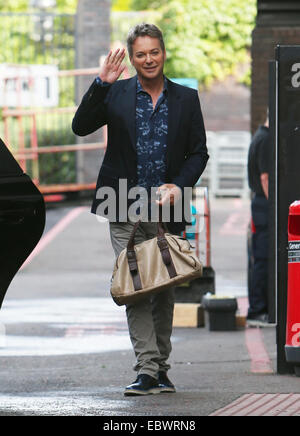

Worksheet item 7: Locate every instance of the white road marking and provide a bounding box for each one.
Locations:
[21,207,88,270]
[0,298,131,356]
[0,334,131,357]
[0,297,124,324]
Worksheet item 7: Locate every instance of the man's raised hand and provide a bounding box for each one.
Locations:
[99,48,126,84]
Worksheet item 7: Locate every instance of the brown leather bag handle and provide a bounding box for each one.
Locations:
[156,210,177,278]
[126,216,177,292]
[127,219,166,251]
[126,220,143,291]
[126,206,169,250]
[156,234,177,278]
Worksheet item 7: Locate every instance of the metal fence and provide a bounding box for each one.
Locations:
[0,12,75,69]
[0,67,106,194]
[0,12,78,188]
[198,131,251,198]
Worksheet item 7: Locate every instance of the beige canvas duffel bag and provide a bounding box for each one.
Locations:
[110,220,202,306]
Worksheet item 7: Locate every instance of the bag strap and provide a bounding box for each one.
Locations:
[126,216,178,291]
[156,210,177,279]
[157,234,177,279]
[127,220,143,292]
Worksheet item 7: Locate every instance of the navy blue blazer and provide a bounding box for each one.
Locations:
[72,75,209,233]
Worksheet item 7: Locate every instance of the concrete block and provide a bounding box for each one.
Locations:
[236,315,246,328]
[173,303,204,328]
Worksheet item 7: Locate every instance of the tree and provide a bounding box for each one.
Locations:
[0,1,28,11]
[112,0,131,11]
[157,0,256,87]
[55,0,77,12]
[129,0,169,10]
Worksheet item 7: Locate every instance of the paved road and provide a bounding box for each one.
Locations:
[210,197,250,297]
[1,197,299,417]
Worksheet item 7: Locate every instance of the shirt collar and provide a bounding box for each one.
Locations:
[136,76,168,95]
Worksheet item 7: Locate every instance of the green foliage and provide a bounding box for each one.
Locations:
[0,0,77,13]
[111,0,256,87]
[112,0,132,11]
[55,0,77,13]
[130,0,169,11]
[37,119,76,184]
[0,1,28,12]
[112,10,161,45]
[157,0,256,88]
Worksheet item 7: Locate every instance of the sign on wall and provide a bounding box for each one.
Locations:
[0,64,59,107]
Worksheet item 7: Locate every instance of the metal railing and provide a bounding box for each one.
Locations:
[199,131,251,198]
[1,67,107,194]
[0,12,75,69]
[183,186,211,267]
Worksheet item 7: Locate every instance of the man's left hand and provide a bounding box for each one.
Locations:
[156,184,182,206]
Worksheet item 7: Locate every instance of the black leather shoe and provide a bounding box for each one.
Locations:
[158,371,176,393]
[124,374,161,396]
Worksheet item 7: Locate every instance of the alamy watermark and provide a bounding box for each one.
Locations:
[291,323,300,347]
[94,180,205,234]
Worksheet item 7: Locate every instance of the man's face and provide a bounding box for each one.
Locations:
[130,36,166,81]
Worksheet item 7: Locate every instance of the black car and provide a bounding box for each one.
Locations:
[0,137,45,309]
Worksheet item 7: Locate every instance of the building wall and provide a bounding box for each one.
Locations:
[251,6,300,134]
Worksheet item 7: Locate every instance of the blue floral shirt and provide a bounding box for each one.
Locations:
[136,77,168,192]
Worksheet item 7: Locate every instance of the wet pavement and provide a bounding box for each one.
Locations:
[0,198,300,417]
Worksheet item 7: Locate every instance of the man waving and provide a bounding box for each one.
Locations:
[72,23,208,396]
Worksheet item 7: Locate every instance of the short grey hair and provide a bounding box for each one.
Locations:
[127,23,165,58]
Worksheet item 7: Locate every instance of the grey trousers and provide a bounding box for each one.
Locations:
[109,220,175,379]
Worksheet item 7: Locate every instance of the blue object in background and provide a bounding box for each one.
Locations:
[184,204,198,239]
[170,78,198,90]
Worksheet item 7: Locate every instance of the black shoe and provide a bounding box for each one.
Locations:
[124,374,161,396]
[158,371,176,393]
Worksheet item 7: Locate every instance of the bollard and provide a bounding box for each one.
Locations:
[285,201,300,376]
